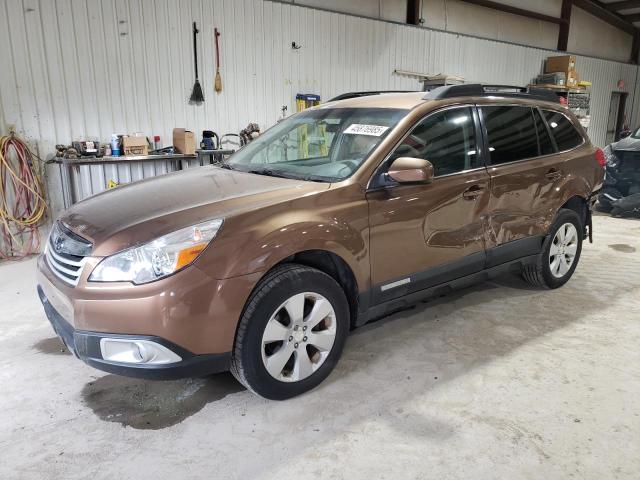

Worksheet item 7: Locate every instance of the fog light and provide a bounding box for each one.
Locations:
[100,338,182,365]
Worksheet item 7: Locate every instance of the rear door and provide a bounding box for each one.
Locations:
[479,104,566,263]
[366,106,491,303]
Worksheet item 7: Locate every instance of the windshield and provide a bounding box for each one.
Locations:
[631,127,640,139]
[226,108,408,182]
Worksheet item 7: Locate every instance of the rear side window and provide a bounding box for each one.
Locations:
[542,110,584,151]
[390,107,479,176]
[534,109,555,155]
[481,106,538,164]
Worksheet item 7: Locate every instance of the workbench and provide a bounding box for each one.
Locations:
[50,149,234,207]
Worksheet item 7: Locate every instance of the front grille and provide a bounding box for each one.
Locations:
[45,222,92,287]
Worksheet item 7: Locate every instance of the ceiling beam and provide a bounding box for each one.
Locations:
[632,29,640,63]
[406,0,420,25]
[604,1,640,11]
[626,12,640,22]
[573,0,637,35]
[456,0,566,25]
[558,0,573,51]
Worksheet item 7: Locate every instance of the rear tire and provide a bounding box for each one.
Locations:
[230,264,349,400]
[521,208,583,289]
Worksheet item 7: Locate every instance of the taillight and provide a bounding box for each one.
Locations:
[595,148,606,168]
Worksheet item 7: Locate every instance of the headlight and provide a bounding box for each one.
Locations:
[89,218,223,284]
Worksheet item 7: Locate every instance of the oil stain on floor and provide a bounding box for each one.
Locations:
[82,373,244,430]
[33,337,69,355]
[608,244,636,253]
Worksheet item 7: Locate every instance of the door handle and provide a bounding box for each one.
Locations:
[462,185,484,200]
[545,168,562,180]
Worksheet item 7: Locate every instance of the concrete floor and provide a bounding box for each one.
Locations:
[1,214,639,480]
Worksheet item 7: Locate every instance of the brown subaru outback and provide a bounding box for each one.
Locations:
[38,85,605,399]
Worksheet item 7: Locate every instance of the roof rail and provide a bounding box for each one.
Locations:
[328,90,416,102]
[423,84,559,103]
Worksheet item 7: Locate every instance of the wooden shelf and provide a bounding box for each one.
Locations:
[529,84,590,94]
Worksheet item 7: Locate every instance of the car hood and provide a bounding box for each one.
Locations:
[59,166,329,256]
[611,136,640,151]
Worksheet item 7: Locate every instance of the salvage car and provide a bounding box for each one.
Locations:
[599,131,640,216]
[38,85,605,399]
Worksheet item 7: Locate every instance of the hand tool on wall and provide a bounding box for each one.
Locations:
[190,22,204,103]
[214,28,222,93]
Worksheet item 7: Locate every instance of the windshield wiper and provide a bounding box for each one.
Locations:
[299,174,328,183]
[213,156,234,170]
[247,168,298,179]
[247,168,330,183]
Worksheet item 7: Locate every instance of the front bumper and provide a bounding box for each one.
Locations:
[38,286,231,380]
[36,254,262,355]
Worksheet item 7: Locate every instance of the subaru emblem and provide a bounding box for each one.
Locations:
[54,236,64,253]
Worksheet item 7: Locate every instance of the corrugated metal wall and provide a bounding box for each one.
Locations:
[1,0,639,216]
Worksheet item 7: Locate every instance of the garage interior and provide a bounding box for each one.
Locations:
[1,0,639,478]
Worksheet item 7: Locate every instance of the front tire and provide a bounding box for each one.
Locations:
[522,208,583,289]
[230,264,349,400]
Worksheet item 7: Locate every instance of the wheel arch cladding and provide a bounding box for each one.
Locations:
[560,195,588,226]
[281,250,360,328]
[242,249,361,329]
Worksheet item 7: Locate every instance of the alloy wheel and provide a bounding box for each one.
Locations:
[549,222,578,278]
[261,292,337,382]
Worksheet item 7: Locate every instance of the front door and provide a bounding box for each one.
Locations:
[366,106,491,304]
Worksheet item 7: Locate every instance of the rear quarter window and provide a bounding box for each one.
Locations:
[542,110,584,151]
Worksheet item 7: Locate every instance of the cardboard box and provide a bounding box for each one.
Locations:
[122,135,148,156]
[545,55,576,74]
[566,70,579,88]
[173,128,196,155]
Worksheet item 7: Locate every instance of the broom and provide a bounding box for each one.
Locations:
[190,22,204,103]
[214,28,222,93]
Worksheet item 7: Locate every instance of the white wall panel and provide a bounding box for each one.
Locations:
[291,0,634,63]
[1,0,639,221]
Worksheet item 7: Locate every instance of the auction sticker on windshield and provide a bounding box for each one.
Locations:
[344,124,390,136]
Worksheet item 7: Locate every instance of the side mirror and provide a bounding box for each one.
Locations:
[387,157,434,184]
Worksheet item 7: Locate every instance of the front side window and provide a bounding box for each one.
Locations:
[482,106,538,164]
[388,107,479,177]
[542,110,584,151]
[227,108,407,182]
